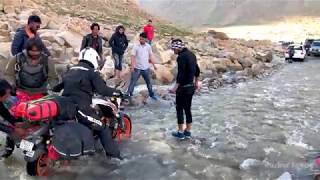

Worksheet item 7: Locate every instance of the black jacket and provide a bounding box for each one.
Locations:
[80,34,103,56]
[176,48,200,86]
[109,28,128,55]
[53,61,118,109]
[11,27,50,56]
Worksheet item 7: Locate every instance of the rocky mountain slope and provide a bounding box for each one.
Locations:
[140,0,320,27]
[0,0,283,104]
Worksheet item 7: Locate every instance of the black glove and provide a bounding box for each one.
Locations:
[10,85,16,96]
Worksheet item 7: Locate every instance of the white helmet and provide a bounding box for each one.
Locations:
[78,47,100,69]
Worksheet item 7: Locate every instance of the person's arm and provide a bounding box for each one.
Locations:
[98,37,103,56]
[11,31,24,56]
[169,57,185,93]
[0,102,16,125]
[124,35,129,50]
[5,56,17,86]
[80,35,88,51]
[194,63,200,90]
[148,47,157,70]
[130,45,137,71]
[91,71,119,97]
[47,58,59,89]
[108,34,115,48]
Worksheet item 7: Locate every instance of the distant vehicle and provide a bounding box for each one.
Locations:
[304,39,314,55]
[284,44,306,62]
[309,41,320,56]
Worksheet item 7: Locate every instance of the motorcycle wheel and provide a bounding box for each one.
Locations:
[113,114,132,140]
[26,153,50,176]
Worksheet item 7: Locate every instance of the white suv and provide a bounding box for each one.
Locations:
[285,44,306,61]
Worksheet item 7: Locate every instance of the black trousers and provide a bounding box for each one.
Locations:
[77,107,120,158]
[176,86,195,125]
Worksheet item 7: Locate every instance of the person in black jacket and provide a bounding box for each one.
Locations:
[109,25,129,79]
[53,47,122,159]
[169,39,200,140]
[81,23,103,58]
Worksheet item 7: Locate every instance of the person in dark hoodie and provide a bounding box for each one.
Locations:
[53,47,122,159]
[109,25,129,79]
[169,39,200,140]
[11,15,50,56]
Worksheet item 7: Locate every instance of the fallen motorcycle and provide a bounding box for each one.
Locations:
[1,94,132,176]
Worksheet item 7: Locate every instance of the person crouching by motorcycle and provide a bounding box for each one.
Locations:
[52,47,122,159]
[4,37,59,158]
[5,37,59,103]
[0,79,26,158]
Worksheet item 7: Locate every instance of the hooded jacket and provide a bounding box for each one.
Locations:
[11,27,50,56]
[53,61,118,109]
[108,26,129,55]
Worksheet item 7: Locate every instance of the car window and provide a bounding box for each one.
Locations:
[294,46,303,50]
[312,42,320,46]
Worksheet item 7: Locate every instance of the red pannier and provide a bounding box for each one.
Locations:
[15,99,59,122]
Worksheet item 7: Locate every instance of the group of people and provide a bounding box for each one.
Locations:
[0,15,200,160]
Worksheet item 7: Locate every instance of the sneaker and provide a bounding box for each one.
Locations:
[172,131,185,140]
[184,130,191,139]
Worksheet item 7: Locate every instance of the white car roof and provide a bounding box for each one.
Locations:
[288,44,303,48]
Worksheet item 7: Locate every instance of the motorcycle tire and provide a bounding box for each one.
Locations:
[26,153,50,176]
[113,114,132,140]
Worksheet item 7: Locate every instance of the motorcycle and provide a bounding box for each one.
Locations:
[1,94,132,176]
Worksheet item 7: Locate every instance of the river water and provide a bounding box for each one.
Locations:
[1,58,320,180]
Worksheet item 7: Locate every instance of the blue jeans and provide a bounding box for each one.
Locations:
[127,68,155,97]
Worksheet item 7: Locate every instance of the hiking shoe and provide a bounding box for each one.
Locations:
[172,131,185,140]
[184,130,191,139]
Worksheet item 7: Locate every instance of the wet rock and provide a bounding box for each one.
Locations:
[228,61,243,71]
[256,51,273,63]
[215,64,227,73]
[276,172,292,180]
[239,159,262,170]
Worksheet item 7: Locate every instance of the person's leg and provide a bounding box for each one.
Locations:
[141,69,155,98]
[117,54,123,79]
[1,136,15,158]
[184,93,194,138]
[172,92,185,139]
[95,128,121,159]
[126,69,141,96]
[113,53,120,78]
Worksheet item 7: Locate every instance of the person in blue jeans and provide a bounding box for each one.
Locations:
[127,32,157,100]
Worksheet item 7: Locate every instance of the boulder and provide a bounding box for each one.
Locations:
[158,50,175,64]
[228,62,243,71]
[0,42,11,59]
[207,29,229,40]
[238,57,254,68]
[100,56,115,80]
[39,30,66,46]
[256,51,273,63]
[154,64,175,84]
[58,31,82,52]
[214,64,227,73]
[251,63,264,77]
[0,36,10,42]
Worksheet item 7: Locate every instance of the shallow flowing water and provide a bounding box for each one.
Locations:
[1,58,320,180]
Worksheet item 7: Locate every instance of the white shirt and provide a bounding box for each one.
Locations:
[131,43,153,70]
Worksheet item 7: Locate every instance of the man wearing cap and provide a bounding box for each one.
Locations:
[169,39,200,140]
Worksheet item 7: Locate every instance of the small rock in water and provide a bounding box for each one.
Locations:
[239,159,261,170]
[276,172,292,180]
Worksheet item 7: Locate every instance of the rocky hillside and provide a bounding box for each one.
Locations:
[140,0,320,27]
[0,0,284,104]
